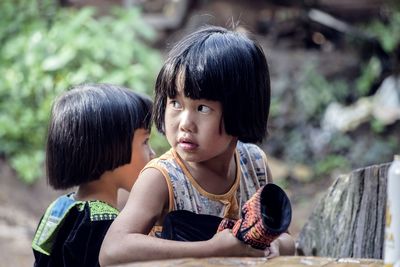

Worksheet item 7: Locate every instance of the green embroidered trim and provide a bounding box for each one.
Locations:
[32,199,59,255]
[89,201,119,221]
[77,203,85,211]
[32,197,118,256]
[32,195,83,255]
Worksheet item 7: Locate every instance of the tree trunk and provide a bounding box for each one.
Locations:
[296,163,390,259]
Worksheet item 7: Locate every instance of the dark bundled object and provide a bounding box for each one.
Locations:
[218,183,292,249]
[160,183,291,249]
[161,210,222,241]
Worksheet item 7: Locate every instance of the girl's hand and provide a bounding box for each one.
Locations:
[209,229,265,257]
[264,239,280,259]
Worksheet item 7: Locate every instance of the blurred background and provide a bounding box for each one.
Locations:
[1,0,399,265]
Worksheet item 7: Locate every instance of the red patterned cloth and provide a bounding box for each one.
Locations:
[217,183,292,250]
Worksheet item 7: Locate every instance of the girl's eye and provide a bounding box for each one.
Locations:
[170,100,182,109]
[143,138,149,145]
[198,105,211,113]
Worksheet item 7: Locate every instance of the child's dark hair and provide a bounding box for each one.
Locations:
[153,26,270,143]
[46,83,152,189]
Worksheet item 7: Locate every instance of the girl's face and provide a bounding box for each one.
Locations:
[114,128,155,191]
[164,89,235,163]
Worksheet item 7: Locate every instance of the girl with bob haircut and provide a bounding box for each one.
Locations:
[32,83,155,267]
[100,26,294,265]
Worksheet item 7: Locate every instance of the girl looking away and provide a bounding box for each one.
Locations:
[100,26,295,265]
[32,83,155,267]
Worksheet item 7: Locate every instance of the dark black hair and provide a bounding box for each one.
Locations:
[46,83,152,189]
[153,26,270,143]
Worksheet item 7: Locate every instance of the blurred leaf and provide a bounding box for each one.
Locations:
[10,150,45,184]
[315,155,349,177]
[0,0,162,183]
[366,12,400,53]
[42,48,76,71]
[355,57,381,96]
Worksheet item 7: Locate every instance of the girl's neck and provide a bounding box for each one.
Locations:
[75,177,118,209]
[182,139,238,194]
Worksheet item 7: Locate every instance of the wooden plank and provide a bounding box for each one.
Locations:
[108,256,383,267]
[296,163,389,258]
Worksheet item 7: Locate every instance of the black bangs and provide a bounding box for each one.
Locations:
[180,30,260,102]
[153,26,271,142]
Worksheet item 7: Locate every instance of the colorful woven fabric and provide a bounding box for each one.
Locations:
[218,183,292,250]
[217,217,236,233]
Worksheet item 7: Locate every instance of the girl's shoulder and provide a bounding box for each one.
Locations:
[236,141,270,187]
[236,141,267,161]
[32,194,118,257]
[85,199,119,221]
[143,148,182,175]
[147,148,175,163]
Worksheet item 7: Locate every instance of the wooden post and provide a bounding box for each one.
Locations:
[296,163,390,259]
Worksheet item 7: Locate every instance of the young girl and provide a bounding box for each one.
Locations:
[100,26,295,265]
[32,83,155,267]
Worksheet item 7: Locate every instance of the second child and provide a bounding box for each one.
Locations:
[32,83,155,267]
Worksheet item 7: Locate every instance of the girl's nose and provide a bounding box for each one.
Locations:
[149,147,156,159]
[180,110,195,132]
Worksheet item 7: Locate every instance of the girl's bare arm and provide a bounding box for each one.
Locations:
[99,168,264,265]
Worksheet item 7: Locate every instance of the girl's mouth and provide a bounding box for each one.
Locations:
[178,140,198,151]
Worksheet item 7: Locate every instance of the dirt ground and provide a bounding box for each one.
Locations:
[0,159,64,267]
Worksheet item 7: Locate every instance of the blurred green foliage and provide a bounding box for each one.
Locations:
[0,0,167,183]
[297,65,348,121]
[355,56,382,96]
[269,5,400,180]
[284,61,397,177]
[315,155,350,177]
[367,11,400,53]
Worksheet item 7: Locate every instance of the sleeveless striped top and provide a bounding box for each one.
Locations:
[143,141,271,221]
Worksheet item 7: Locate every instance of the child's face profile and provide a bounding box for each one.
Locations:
[113,128,155,191]
[164,87,236,163]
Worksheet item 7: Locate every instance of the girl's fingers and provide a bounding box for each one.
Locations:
[264,247,271,257]
[266,244,280,259]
